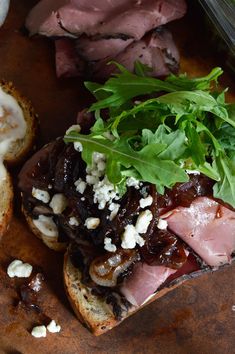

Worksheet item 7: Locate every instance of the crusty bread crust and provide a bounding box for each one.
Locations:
[0,80,38,165]
[63,252,122,335]
[0,81,37,238]
[0,171,13,237]
[22,206,67,252]
[63,252,185,335]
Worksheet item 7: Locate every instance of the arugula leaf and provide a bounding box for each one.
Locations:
[213,154,235,207]
[85,63,223,111]
[142,126,187,161]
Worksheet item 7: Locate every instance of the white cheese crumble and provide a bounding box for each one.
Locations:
[7,259,33,278]
[47,320,61,333]
[104,237,117,253]
[32,187,50,204]
[49,194,67,214]
[157,218,168,230]
[135,210,153,234]
[93,176,118,210]
[74,141,83,152]
[86,175,98,185]
[232,305,235,312]
[126,177,141,189]
[139,195,153,209]
[69,216,79,226]
[31,325,47,338]
[108,203,120,221]
[85,152,120,210]
[74,178,87,194]
[121,225,138,249]
[85,217,100,230]
[33,215,58,238]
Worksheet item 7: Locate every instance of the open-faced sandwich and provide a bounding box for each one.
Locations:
[18,64,235,335]
[0,81,37,237]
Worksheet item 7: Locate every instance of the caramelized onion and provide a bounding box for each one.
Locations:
[89,249,139,287]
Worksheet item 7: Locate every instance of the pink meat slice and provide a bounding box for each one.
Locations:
[120,263,176,306]
[76,36,133,61]
[94,0,187,40]
[166,197,235,267]
[26,0,186,39]
[55,28,179,79]
[93,28,179,79]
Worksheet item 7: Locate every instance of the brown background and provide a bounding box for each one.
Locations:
[0,1,235,353]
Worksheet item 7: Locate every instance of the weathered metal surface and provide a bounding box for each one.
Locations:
[0,1,235,353]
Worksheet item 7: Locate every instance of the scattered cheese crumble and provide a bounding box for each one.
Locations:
[69,216,79,226]
[139,195,153,208]
[7,259,33,278]
[47,320,61,333]
[93,177,118,210]
[121,225,139,249]
[104,237,117,253]
[135,210,153,234]
[49,194,67,214]
[32,187,50,204]
[126,177,141,189]
[108,203,120,221]
[31,325,47,338]
[85,217,100,230]
[157,218,168,230]
[74,178,87,194]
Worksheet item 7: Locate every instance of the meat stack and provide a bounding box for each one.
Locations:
[25,0,187,79]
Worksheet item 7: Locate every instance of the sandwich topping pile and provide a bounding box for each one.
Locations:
[18,65,235,332]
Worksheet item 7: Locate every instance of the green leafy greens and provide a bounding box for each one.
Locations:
[64,63,235,208]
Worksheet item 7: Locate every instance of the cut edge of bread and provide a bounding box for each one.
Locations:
[0,171,13,238]
[63,251,184,335]
[22,206,67,252]
[0,80,38,165]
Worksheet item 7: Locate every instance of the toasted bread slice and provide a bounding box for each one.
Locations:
[0,81,38,237]
[0,171,13,237]
[0,80,38,165]
[63,251,184,335]
[22,206,67,252]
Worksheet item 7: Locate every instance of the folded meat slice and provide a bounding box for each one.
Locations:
[120,262,176,306]
[26,0,186,39]
[55,28,179,79]
[94,0,187,40]
[76,36,133,62]
[93,28,179,79]
[166,197,235,267]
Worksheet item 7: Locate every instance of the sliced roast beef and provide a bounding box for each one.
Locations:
[166,197,235,267]
[92,0,187,41]
[93,28,179,79]
[120,262,177,306]
[55,28,179,79]
[26,0,186,39]
[76,36,133,62]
